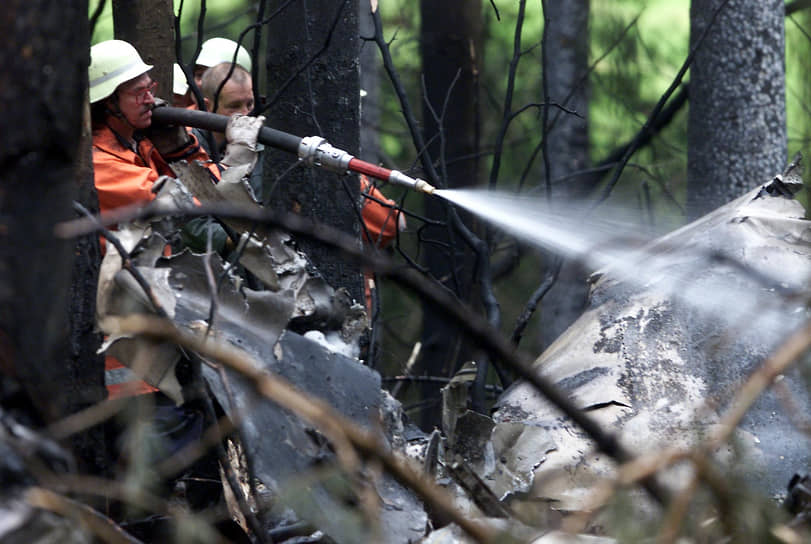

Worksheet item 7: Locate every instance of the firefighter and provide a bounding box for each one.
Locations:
[89,42,230,502]
[171,63,194,108]
[359,174,406,314]
[89,39,216,216]
[195,62,256,155]
[192,61,405,311]
[174,37,253,110]
[194,37,252,87]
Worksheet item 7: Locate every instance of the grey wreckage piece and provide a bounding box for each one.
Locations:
[96,157,428,543]
[487,162,811,522]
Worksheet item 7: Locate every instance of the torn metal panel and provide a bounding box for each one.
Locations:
[91,163,428,541]
[202,330,427,543]
[96,219,365,397]
[493,174,811,517]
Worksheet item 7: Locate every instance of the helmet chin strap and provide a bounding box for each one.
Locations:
[104,96,140,149]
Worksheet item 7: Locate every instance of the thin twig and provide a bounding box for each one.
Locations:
[487,0,527,191]
[540,0,552,200]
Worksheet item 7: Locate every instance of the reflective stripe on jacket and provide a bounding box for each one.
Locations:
[105,355,159,399]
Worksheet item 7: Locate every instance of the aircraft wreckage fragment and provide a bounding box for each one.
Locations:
[91,153,811,541]
[485,166,811,524]
[94,161,428,543]
[414,166,811,541]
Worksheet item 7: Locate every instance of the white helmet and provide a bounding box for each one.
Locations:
[89,40,153,104]
[173,63,189,95]
[197,37,252,72]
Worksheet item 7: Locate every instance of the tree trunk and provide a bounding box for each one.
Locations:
[0,1,100,427]
[687,0,786,220]
[418,0,482,428]
[264,0,364,305]
[112,0,176,100]
[359,0,382,166]
[537,0,591,351]
[67,99,108,475]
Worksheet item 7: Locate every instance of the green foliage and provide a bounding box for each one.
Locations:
[89,0,259,58]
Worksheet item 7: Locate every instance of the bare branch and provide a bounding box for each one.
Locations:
[487,0,527,191]
[26,487,143,544]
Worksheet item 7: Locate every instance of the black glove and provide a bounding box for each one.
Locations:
[145,98,194,156]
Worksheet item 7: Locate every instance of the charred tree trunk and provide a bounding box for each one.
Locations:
[112,0,175,100]
[264,0,364,305]
[0,2,103,433]
[359,0,382,166]
[67,101,107,475]
[537,0,591,351]
[418,0,482,428]
[687,0,786,220]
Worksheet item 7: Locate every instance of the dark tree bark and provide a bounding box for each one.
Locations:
[0,1,102,428]
[264,0,364,305]
[418,0,482,427]
[112,0,176,100]
[537,0,591,351]
[359,0,382,166]
[687,0,786,220]
[67,101,107,475]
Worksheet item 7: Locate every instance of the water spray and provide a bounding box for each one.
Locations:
[151,106,436,195]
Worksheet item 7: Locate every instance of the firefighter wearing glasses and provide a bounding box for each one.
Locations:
[89,39,216,216]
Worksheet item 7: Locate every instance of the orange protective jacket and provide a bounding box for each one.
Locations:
[92,124,217,214]
[93,124,218,399]
[360,175,401,249]
[359,175,404,312]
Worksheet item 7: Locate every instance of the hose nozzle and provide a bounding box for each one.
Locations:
[389,170,436,195]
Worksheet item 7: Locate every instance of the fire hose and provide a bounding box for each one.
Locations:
[151,106,436,195]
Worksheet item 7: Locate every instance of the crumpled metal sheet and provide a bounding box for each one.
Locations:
[96,173,367,398]
[93,161,427,541]
[492,174,811,516]
[171,159,367,336]
[202,330,427,544]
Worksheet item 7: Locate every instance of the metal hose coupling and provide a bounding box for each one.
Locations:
[298,135,437,195]
[298,136,354,173]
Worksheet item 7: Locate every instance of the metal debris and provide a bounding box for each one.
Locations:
[490,172,811,522]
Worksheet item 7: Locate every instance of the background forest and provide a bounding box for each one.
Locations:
[0,0,807,542]
[84,0,811,422]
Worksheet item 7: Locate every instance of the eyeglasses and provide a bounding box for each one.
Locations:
[122,81,158,104]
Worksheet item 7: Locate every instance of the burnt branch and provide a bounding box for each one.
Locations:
[487,0,527,192]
